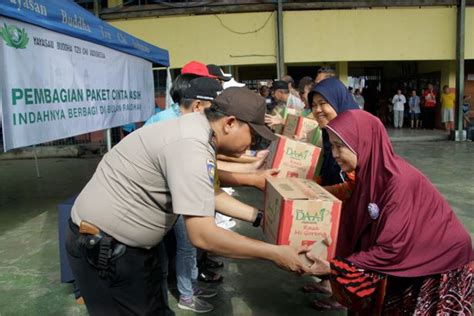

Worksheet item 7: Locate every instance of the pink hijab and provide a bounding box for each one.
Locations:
[326,110,473,277]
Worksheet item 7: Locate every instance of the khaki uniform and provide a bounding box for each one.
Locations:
[71,112,216,249]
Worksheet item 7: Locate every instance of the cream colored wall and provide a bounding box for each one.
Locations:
[110,12,276,68]
[465,8,474,59]
[336,61,348,85]
[109,7,474,68]
[284,7,457,63]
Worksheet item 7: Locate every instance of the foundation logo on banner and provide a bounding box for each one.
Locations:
[0,23,29,49]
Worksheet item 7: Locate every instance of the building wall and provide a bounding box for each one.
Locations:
[110,7,474,69]
[284,7,459,63]
[110,12,277,68]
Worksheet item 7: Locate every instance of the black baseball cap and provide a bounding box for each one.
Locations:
[183,77,223,101]
[207,64,232,82]
[272,80,290,91]
[211,87,276,141]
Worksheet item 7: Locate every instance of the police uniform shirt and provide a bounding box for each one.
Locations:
[71,112,216,249]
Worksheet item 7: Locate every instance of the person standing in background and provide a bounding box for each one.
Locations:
[315,66,336,84]
[391,89,406,128]
[272,80,305,112]
[259,85,274,112]
[423,83,437,129]
[440,85,455,133]
[281,75,300,99]
[408,90,421,129]
[354,89,365,110]
[297,76,314,110]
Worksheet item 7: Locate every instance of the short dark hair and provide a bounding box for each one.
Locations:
[317,66,335,75]
[281,75,295,88]
[204,107,227,122]
[170,73,201,104]
[204,107,245,125]
[180,98,196,110]
[297,76,314,93]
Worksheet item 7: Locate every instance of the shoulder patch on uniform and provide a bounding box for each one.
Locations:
[206,159,215,185]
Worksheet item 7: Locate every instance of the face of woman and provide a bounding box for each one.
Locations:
[328,131,357,172]
[311,93,338,128]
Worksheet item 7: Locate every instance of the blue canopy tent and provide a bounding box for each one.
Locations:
[0,0,169,66]
[0,0,169,284]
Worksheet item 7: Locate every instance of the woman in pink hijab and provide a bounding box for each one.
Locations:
[306,110,473,314]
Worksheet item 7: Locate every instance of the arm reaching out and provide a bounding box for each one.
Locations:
[184,215,311,274]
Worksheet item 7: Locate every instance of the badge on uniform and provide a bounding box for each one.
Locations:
[206,159,216,185]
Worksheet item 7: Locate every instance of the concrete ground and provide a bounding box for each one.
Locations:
[0,139,473,316]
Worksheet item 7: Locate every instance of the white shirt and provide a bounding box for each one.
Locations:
[287,93,305,111]
[392,94,406,111]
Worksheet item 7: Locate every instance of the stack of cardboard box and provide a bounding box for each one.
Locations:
[263,112,341,262]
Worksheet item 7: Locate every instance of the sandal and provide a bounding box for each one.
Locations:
[312,298,346,311]
[302,282,332,295]
[198,269,223,283]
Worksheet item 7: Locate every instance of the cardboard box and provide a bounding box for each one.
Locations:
[270,107,301,135]
[264,177,342,261]
[265,135,321,179]
[283,114,322,147]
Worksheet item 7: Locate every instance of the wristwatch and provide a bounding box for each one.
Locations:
[252,210,264,227]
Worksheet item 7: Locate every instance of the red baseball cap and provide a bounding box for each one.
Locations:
[181,61,217,78]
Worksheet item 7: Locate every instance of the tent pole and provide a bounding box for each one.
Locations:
[93,0,100,17]
[455,0,466,141]
[93,0,112,151]
[106,129,112,152]
[33,145,41,178]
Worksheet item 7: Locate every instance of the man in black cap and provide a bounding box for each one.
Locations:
[272,80,305,111]
[207,64,232,85]
[66,86,310,315]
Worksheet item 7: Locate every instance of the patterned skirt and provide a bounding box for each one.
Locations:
[330,258,473,315]
[384,263,473,315]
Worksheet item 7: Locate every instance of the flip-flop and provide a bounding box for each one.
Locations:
[312,298,346,311]
[198,270,223,283]
[302,282,332,295]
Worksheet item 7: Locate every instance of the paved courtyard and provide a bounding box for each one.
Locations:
[0,140,472,315]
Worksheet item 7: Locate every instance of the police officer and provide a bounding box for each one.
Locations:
[66,87,310,315]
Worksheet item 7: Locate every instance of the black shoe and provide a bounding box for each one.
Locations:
[198,270,223,283]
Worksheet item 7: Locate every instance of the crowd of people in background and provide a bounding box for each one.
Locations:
[250,71,472,136]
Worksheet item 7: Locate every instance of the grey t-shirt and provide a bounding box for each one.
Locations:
[71,113,216,248]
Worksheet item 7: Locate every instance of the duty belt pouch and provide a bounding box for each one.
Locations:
[78,221,126,278]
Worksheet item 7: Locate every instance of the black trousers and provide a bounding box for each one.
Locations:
[422,107,436,129]
[66,220,174,316]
